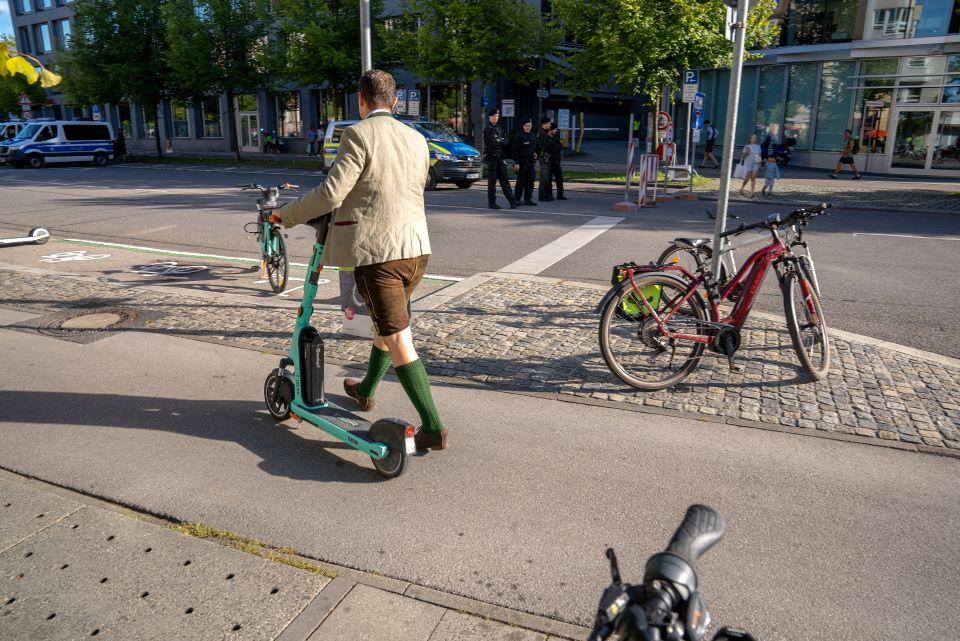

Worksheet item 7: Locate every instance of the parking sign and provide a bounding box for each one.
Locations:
[682,70,699,103]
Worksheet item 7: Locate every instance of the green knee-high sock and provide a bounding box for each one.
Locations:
[395,359,445,434]
[357,345,392,397]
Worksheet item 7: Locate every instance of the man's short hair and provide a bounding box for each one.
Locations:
[360,70,396,109]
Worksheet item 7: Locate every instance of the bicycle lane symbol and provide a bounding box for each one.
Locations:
[132,262,209,277]
[39,250,111,263]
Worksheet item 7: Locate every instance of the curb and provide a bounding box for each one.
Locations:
[0,466,589,641]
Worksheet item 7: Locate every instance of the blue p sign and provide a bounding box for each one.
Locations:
[684,70,699,85]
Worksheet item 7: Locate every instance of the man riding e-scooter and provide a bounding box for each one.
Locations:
[270,70,448,452]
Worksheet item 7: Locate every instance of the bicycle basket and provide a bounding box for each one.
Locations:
[611,262,662,319]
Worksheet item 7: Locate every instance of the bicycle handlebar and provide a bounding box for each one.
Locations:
[236,182,300,193]
[720,202,830,239]
[589,504,744,641]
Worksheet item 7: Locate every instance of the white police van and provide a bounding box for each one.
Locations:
[0,119,114,168]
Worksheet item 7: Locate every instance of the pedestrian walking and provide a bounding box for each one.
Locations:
[829,129,862,179]
[483,107,518,210]
[306,125,318,156]
[113,129,127,162]
[760,156,780,197]
[700,120,719,168]
[273,69,449,451]
[548,125,566,200]
[512,118,538,206]
[537,118,554,201]
[738,134,762,197]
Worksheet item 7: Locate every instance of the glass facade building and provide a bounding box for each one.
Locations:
[702,0,960,174]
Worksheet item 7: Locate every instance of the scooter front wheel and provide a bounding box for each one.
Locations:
[264,371,293,421]
[369,419,412,479]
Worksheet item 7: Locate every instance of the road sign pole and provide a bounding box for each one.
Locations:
[359,0,372,72]
[685,102,692,166]
[711,0,749,281]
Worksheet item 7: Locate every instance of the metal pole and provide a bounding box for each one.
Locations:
[685,102,692,166]
[625,113,635,201]
[360,0,372,72]
[710,0,748,280]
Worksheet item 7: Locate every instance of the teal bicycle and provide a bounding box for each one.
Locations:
[240,182,296,293]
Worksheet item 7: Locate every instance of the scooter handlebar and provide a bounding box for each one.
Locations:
[665,504,727,567]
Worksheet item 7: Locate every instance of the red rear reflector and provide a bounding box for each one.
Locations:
[405,425,416,438]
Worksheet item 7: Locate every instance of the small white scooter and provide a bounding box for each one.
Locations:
[0,227,50,248]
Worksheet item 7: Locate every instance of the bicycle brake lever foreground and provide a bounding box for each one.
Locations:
[711,626,756,641]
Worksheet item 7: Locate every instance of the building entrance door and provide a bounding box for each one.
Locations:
[236,94,260,153]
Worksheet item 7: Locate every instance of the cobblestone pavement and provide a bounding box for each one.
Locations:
[3,267,958,453]
[692,176,960,212]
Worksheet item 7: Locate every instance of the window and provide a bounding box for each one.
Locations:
[813,60,856,151]
[36,0,52,8]
[852,58,897,147]
[36,125,57,142]
[117,103,133,138]
[331,126,348,144]
[736,66,758,144]
[783,63,819,149]
[277,92,301,138]
[56,19,71,48]
[755,66,786,140]
[201,96,222,138]
[141,107,157,139]
[17,27,31,54]
[170,101,190,138]
[897,56,947,104]
[865,0,957,39]
[782,0,858,45]
[944,55,960,103]
[63,125,111,141]
[35,23,53,52]
[16,0,32,14]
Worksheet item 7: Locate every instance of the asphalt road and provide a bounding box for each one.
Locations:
[0,325,957,641]
[1,163,958,357]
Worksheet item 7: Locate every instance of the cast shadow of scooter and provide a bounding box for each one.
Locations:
[0,390,386,484]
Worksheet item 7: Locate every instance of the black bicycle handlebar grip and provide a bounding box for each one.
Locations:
[665,504,726,565]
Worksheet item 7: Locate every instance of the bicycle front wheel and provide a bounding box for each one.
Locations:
[782,271,830,379]
[599,274,709,391]
[265,228,289,293]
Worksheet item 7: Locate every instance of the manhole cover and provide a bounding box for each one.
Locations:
[38,307,140,338]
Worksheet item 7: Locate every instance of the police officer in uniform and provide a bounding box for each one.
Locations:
[511,118,538,206]
[482,107,517,210]
[537,117,554,202]
[548,124,566,200]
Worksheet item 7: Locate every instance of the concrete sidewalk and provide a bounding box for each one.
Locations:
[0,470,582,641]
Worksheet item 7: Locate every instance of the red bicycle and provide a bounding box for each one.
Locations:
[598,204,830,390]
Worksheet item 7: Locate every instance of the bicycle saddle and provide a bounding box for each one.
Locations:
[673,238,712,252]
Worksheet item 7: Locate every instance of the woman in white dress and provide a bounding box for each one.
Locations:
[739,134,762,197]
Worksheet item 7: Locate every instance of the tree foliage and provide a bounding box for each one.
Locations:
[163,0,274,158]
[60,0,169,154]
[387,0,559,84]
[274,0,385,110]
[552,0,779,105]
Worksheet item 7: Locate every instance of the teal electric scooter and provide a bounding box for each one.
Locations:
[263,214,416,478]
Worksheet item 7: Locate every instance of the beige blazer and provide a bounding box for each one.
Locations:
[278,111,431,267]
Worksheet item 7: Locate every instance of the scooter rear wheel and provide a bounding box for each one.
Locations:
[264,371,293,421]
[369,419,410,478]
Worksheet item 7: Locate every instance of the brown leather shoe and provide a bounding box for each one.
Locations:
[414,428,450,452]
[343,379,375,412]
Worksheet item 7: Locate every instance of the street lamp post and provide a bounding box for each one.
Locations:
[710,0,749,281]
[360,0,372,72]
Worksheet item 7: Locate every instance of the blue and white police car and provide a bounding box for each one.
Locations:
[0,119,114,169]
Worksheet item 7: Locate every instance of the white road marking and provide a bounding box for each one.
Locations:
[138,225,176,235]
[852,232,960,241]
[60,238,464,281]
[427,203,595,218]
[498,215,624,275]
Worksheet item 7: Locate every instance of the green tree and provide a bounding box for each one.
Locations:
[273,0,385,120]
[552,0,779,144]
[163,0,273,160]
[386,0,560,134]
[59,0,170,155]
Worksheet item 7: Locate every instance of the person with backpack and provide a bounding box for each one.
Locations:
[700,120,719,169]
[830,129,862,179]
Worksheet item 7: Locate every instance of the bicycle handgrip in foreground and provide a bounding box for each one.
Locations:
[665,504,727,566]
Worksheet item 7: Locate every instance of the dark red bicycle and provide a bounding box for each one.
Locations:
[598,204,831,390]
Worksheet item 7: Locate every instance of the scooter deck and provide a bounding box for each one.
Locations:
[290,398,389,459]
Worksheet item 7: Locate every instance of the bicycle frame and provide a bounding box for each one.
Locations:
[629,234,789,344]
